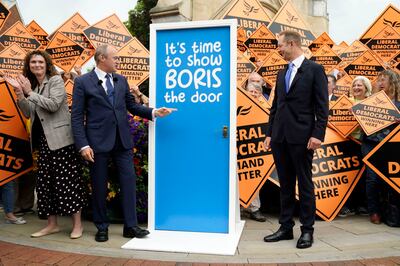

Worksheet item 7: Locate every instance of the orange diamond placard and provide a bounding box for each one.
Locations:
[310,44,342,74]
[222,0,272,37]
[0,80,33,186]
[237,27,247,53]
[366,25,400,63]
[256,50,287,88]
[268,0,315,48]
[351,90,400,136]
[49,13,95,67]
[309,32,335,53]
[244,24,277,61]
[26,20,49,50]
[328,95,359,138]
[0,21,41,52]
[344,50,385,80]
[333,74,352,98]
[83,14,133,49]
[0,3,11,30]
[339,40,368,67]
[116,38,149,87]
[0,43,26,78]
[312,128,365,221]
[237,87,274,207]
[268,127,365,221]
[359,4,400,44]
[46,32,85,73]
[237,49,256,88]
[363,125,400,193]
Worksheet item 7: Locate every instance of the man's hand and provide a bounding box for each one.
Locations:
[155,107,177,118]
[307,137,322,150]
[81,147,94,162]
[263,136,271,151]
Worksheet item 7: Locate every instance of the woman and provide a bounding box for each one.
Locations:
[5,50,86,238]
[361,70,400,224]
[338,76,372,218]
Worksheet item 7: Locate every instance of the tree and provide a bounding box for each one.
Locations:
[125,0,158,49]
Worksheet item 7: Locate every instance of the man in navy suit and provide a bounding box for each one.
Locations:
[263,31,328,249]
[71,44,174,242]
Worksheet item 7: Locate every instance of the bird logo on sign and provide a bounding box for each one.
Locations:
[56,38,67,46]
[71,21,85,31]
[9,49,21,57]
[237,106,252,116]
[106,21,120,30]
[285,11,298,24]
[242,0,259,16]
[15,27,26,36]
[127,46,142,56]
[383,18,400,28]
[0,109,14,122]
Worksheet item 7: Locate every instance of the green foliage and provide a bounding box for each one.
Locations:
[125,0,158,49]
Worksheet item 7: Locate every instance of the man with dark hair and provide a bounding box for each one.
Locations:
[71,44,175,242]
[263,31,329,249]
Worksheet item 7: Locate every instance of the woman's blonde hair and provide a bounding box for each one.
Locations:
[351,76,372,97]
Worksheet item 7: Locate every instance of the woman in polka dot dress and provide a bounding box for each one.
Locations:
[6,50,86,239]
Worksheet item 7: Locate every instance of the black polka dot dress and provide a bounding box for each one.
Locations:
[36,132,87,219]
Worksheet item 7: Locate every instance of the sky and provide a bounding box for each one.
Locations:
[328,0,400,44]
[14,0,400,45]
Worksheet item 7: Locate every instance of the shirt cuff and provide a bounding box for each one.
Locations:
[152,109,157,121]
[79,145,90,152]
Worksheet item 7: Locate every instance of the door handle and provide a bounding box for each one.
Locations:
[222,125,228,138]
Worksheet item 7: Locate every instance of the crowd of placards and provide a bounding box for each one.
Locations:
[0,0,399,222]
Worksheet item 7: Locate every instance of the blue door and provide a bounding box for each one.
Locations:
[154,25,232,233]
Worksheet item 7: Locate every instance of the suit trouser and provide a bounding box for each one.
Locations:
[90,134,137,230]
[271,139,315,233]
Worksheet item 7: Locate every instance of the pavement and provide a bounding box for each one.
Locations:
[0,211,399,265]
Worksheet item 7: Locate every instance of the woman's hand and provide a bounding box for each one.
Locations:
[4,75,24,99]
[16,74,32,95]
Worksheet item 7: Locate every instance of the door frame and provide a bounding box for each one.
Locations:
[148,19,238,234]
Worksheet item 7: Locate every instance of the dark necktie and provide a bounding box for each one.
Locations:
[105,74,114,105]
[285,62,294,93]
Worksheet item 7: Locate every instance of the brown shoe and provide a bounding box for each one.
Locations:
[370,213,381,224]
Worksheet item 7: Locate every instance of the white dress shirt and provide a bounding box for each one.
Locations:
[94,67,114,93]
[288,54,305,88]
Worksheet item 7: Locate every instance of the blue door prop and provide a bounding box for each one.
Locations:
[154,25,232,233]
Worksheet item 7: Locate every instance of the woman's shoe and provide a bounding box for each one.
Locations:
[70,227,83,239]
[5,217,26,225]
[31,227,60,238]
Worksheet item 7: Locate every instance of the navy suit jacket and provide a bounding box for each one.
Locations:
[266,59,329,144]
[71,70,153,153]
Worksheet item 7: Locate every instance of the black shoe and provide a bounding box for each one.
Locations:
[123,226,150,238]
[356,206,369,216]
[296,232,313,249]
[338,206,355,217]
[264,228,293,242]
[249,210,267,222]
[95,229,108,242]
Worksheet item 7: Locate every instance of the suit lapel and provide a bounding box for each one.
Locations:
[278,66,287,96]
[89,70,113,107]
[288,59,310,94]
